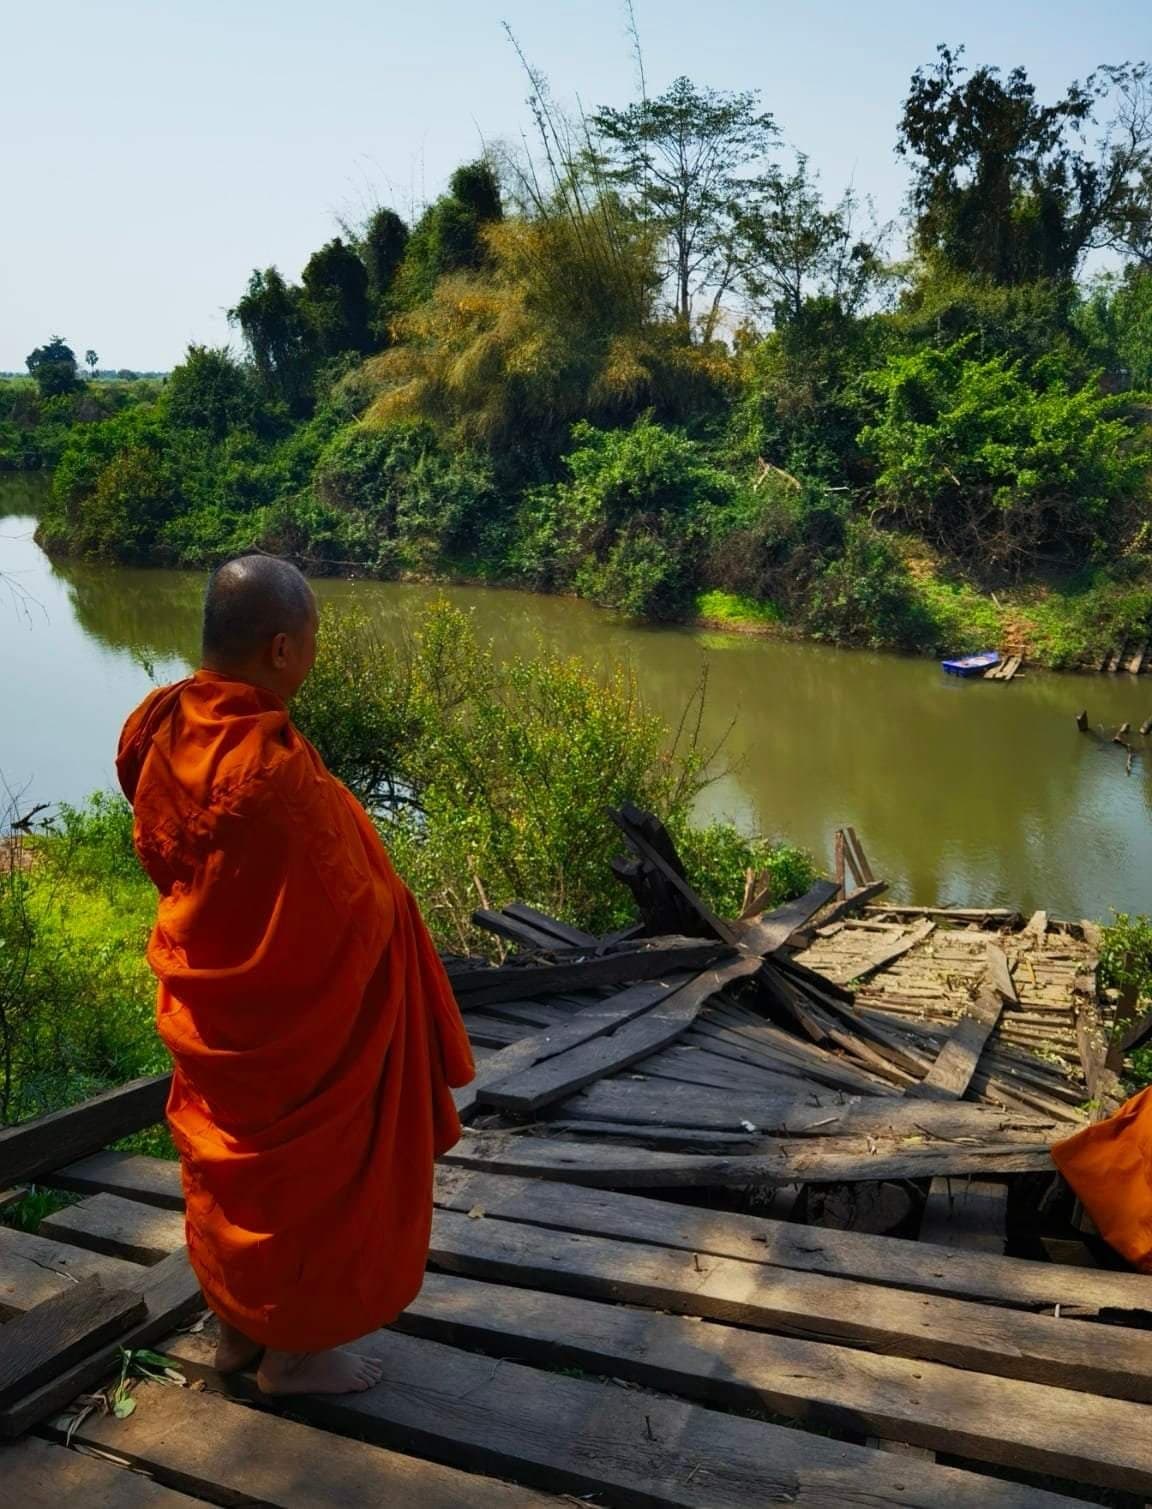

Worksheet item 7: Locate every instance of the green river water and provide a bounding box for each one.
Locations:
[3,473,1151,919]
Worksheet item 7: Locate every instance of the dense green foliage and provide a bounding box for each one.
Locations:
[1,608,813,1123]
[18,47,1152,666]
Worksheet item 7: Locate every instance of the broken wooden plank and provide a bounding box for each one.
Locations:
[45,1152,184,1210]
[442,1131,1054,1187]
[843,826,876,884]
[0,1275,146,1408]
[910,949,1014,1102]
[40,1194,186,1265]
[478,955,765,1113]
[823,919,935,984]
[799,879,889,935]
[449,937,732,1008]
[919,1178,1009,1255]
[608,806,739,945]
[0,1248,201,1437]
[162,1325,1089,1509]
[1,1436,204,1508]
[401,1271,1152,1496]
[431,1168,1152,1321]
[0,1227,146,1317]
[1073,971,1125,1116]
[501,903,597,949]
[62,1376,562,1508]
[470,909,568,952]
[734,878,839,953]
[0,1075,170,1187]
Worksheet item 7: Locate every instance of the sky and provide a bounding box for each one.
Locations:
[2,0,1148,371]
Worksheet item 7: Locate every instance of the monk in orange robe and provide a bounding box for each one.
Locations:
[116,554,474,1394]
[1052,1086,1152,1270]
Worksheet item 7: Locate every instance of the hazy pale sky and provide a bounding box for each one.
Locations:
[2,0,1147,371]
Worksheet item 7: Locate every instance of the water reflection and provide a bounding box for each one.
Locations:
[3,473,1151,918]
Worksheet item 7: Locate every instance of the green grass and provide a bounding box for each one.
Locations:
[694,590,781,630]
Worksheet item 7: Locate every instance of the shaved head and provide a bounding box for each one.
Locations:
[202,555,316,665]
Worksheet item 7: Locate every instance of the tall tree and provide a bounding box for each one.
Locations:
[229,268,315,415]
[361,208,409,303]
[735,155,886,324]
[591,77,778,327]
[26,336,80,397]
[898,46,1152,285]
[300,237,374,358]
[397,159,504,306]
[85,349,99,380]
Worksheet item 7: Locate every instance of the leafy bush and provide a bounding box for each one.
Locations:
[860,338,1152,575]
[513,418,738,617]
[804,519,933,648]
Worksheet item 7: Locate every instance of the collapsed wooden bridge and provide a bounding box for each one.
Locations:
[1,809,1146,1507]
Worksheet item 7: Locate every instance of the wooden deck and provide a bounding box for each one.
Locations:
[1,836,1144,1506]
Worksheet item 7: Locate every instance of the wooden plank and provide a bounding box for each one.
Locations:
[64,1377,561,1508]
[40,1193,186,1264]
[0,1075,170,1187]
[0,1248,201,1437]
[401,1271,1152,1496]
[454,977,691,1119]
[0,1275,146,1408]
[911,987,1005,1101]
[824,920,935,984]
[432,1168,1152,1320]
[501,903,598,949]
[919,1178,1009,1254]
[0,1436,203,1508]
[45,1152,184,1210]
[843,826,876,884]
[471,909,566,952]
[162,1325,1089,1509]
[608,806,740,945]
[425,1205,1152,1404]
[797,879,888,935]
[449,938,732,1009]
[860,905,1020,923]
[0,1227,147,1315]
[734,878,839,953]
[1074,971,1125,1115]
[443,1130,1054,1187]
[554,1080,1054,1138]
[479,956,766,1113]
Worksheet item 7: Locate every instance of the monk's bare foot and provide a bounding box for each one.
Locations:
[214,1319,264,1374]
[257,1347,383,1396]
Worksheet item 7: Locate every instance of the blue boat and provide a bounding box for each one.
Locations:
[941,651,1000,677]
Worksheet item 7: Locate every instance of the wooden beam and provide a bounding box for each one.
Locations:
[442,1131,1054,1187]
[478,955,765,1114]
[424,1206,1152,1403]
[797,879,888,936]
[0,1225,149,1315]
[608,806,739,945]
[161,1326,1084,1509]
[500,904,597,949]
[0,1248,201,1437]
[3,1436,203,1508]
[401,1271,1152,1496]
[448,937,732,1009]
[734,878,839,953]
[60,1376,561,1509]
[0,1275,145,1408]
[40,1193,186,1264]
[0,1074,170,1187]
[431,1168,1152,1321]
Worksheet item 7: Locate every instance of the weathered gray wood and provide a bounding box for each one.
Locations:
[40,1193,186,1264]
[501,903,598,949]
[450,937,732,1008]
[402,1271,1152,1495]
[443,1130,1054,1187]
[0,1248,201,1437]
[919,1177,1009,1254]
[1,1436,203,1508]
[609,806,740,945]
[46,1151,184,1210]
[454,977,690,1119]
[735,879,839,953]
[162,1326,1088,1508]
[432,1168,1152,1321]
[471,909,567,952]
[426,1206,1152,1403]
[553,1078,1055,1138]
[800,879,889,935]
[0,1275,145,1407]
[479,956,766,1113]
[64,1376,561,1507]
[823,919,935,984]
[0,1075,170,1187]
[911,986,1005,1100]
[0,1226,147,1315]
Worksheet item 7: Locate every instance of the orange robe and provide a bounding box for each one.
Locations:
[1051,1086,1152,1270]
[117,669,474,1351]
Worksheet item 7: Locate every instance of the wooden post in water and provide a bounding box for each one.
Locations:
[1140,717,1152,737]
[1075,710,1089,733]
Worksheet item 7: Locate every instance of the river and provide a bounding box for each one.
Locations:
[2,473,1150,919]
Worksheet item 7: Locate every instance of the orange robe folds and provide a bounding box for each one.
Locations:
[117,670,474,1350]
[1051,1086,1152,1270]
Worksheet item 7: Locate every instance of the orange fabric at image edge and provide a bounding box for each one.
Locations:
[117,671,474,1351]
[1051,1084,1152,1272]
